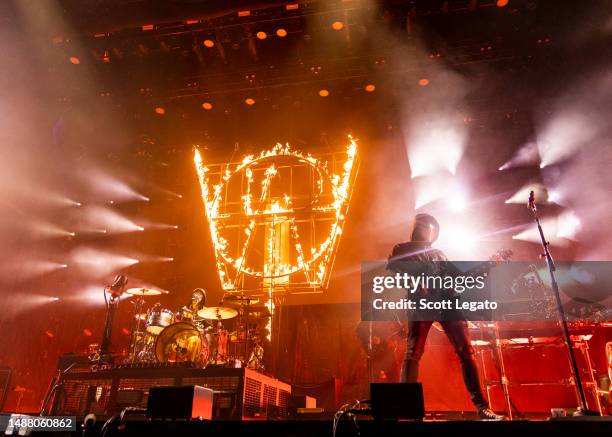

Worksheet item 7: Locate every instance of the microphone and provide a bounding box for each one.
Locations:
[107,274,128,298]
[527,190,536,211]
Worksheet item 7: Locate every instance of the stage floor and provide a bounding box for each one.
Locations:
[25,416,612,437]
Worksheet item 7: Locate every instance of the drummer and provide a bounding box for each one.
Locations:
[188,288,207,312]
[177,288,207,321]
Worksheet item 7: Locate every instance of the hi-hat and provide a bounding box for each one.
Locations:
[197,306,238,320]
[125,287,166,296]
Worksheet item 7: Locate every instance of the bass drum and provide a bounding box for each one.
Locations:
[154,322,209,366]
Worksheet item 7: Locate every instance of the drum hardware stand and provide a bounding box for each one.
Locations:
[493,321,514,420]
[95,275,128,366]
[40,362,77,415]
[127,296,146,364]
[527,191,597,415]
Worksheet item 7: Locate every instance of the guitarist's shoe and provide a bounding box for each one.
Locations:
[478,408,505,421]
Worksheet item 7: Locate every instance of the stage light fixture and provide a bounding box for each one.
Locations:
[365,84,376,92]
[30,220,75,239]
[418,78,429,86]
[245,98,256,105]
[69,56,80,65]
[286,3,299,10]
[276,28,287,37]
[256,31,267,40]
[318,89,329,97]
[331,21,344,30]
[203,39,215,48]
[497,0,509,7]
[202,102,213,110]
[155,107,166,115]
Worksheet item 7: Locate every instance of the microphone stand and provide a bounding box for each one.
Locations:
[96,275,127,366]
[527,192,596,416]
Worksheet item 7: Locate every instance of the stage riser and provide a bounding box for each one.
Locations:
[50,367,291,420]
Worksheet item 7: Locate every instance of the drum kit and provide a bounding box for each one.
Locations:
[123,287,269,370]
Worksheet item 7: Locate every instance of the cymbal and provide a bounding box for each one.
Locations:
[223,294,260,305]
[125,287,166,296]
[197,306,238,320]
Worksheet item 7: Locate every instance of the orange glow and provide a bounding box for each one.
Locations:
[69,56,80,65]
[331,21,344,31]
[154,106,166,115]
[276,28,288,38]
[202,102,213,110]
[365,84,376,92]
[256,31,267,40]
[418,78,429,86]
[203,39,215,48]
[83,329,93,337]
[245,98,256,105]
[318,89,329,97]
[497,0,509,7]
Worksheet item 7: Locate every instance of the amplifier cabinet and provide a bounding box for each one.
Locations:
[50,366,291,420]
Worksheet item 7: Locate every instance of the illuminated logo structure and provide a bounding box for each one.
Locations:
[194,137,358,293]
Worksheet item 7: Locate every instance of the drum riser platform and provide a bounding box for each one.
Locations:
[50,366,290,420]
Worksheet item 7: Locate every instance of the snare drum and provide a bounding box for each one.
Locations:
[146,308,175,335]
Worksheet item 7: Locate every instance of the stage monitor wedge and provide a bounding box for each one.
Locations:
[370,383,425,421]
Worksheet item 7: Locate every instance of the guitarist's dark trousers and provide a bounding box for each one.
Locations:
[401,318,488,410]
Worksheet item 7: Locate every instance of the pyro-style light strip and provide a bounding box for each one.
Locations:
[194,136,358,291]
